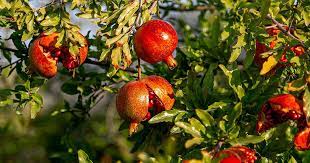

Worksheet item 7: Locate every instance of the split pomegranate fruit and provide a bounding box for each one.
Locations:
[134,20,178,69]
[255,26,305,70]
[116,75,175,135]
[294,127,310,151]
[215,146,257,163]
[256,94,303,133]
[28,32,88,78]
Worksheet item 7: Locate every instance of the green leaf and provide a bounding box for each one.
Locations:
[61,82,79,95]
[175,122,201,138]
[260,0,271,18]
[208,101,229,110]
[40,15,60,26]
[227,102,242,130]
[189,118,206,134]
[302,7,310,26]
[185,137,204,149]
[148,110,187,124]
[32,93,43,105]
[288,156,297,163]
[99,48,111,62]
[0,99,13,107]
[195,109,214,127]
[229,130,274,145]
[219,64,245,100]
[30,100,41,119]
[303,88,310,124]
[78,149,93,163]
[260,56,277,75]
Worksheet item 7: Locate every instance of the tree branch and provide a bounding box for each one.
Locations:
[160,5,215,12]
[266,14,306,47]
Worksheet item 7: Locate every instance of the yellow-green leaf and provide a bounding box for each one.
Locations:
[260,55,277,75]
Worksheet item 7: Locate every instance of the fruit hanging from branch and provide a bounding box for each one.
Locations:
[116,75,175,135]
[29,33,59,78]
[28,32,89,78]
[134,20,178,69]
[256,94,304,133]
[214,146,257,163]
[294,127,310,151]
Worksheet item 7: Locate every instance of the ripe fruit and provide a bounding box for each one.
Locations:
[61,33,89,69]
[256,94,303,133]
[28,32,89,78]
[29,33,59,78]
[215,146,256,163]
[134,20,178,69]
[141,75,175,113]
[294,127,310,150]
[255,26,305,71]
[116,75,175,135]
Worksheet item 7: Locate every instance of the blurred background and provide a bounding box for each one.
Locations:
[0,1,199,162]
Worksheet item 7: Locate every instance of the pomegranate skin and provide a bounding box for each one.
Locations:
[256,94,303,133]
[215,146,256,163]
[116,81,149,123]
[134,20,178,68]
[294,127,310,150]
[141,75,175,111]
[61,33,88,69]
[28,33,58,78]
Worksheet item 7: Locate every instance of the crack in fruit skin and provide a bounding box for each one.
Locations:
[141,75,175,111]
[116,75,175,134]
[134,20,178,68]
[256,94,304,133]
[29,33,58,78]
[28,32,89,78]
[61,33,89,69]
[294,127,310,150]
[215,146,256,163]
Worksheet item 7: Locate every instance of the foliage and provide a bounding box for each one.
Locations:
[0,0,309,162]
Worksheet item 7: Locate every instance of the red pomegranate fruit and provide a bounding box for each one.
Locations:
[61,33,89,69]
[28,33,59,78]
[256,94,304,133]
[215,146,257,163]
[294,127,310,151]
[134,20,178,69]
[141,75,175,113]
[116,75,175,135]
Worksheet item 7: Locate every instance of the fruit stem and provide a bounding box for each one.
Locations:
[137,58,142,80]
[164,55,177,69]
[129,122,139,136]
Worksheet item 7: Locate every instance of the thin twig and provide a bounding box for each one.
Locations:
[266,14,306,47]
[137,58,141,80]
[210,139,225,158]
[0,46,19,53]
[160,5,215,12]
[0,58,22,70]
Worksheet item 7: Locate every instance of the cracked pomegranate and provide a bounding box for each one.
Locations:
[116,75,175,135]
[28,32,89,77]
[294,127,310,151]
[29,33,59,78]
[256,94,303,133]
[61,33,89,69]
[134,20,178,68]
[215,146,257,163]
